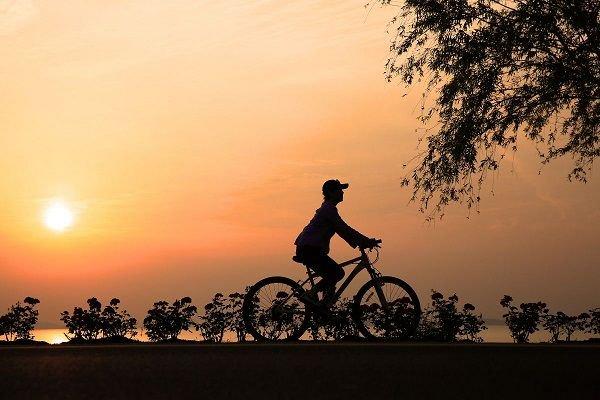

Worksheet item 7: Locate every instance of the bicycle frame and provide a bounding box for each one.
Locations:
[296,248,387,308]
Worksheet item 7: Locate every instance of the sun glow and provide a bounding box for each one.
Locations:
[43,200,74,232]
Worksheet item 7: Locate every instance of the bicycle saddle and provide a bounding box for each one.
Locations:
[292,256,316,267]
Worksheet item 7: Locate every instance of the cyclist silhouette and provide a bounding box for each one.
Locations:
[242,179,420,341]
[294,179,380,304]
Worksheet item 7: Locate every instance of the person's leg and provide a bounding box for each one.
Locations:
[296,246,344,302]
[311,255,344,301]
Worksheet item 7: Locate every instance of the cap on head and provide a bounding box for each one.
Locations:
[322,179,349,195]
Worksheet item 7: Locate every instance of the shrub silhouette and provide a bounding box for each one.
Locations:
[427,292,462,341]
[0,297,40,341]
[226,291,247,342]
[586,308,600,337]
[322,298,360,340]
[100,298,137,339]
[459,303,487,343]
[543,311,589,342]
[542,312,564,342]
[61,297,103,340]
[562,313,589,342]
[143,297,198,341]
[61,297,136,341]
[500,295,548,343]
[416,291,486,342]
[306,314,325,341]
[306,298,359,341]
[199,293,228,343]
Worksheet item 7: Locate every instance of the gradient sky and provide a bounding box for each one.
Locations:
[0,0,598,326]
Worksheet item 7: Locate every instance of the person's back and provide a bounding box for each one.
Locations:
[294,179,379,302]
[295,200,359,254]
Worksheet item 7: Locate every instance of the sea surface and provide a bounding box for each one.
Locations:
[29,324,592,344]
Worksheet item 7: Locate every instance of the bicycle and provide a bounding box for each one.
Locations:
[242,241,421,341]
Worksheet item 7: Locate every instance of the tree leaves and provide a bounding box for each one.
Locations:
[379,0,600,215]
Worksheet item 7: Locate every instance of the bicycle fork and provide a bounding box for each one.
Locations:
[369,268,390,312]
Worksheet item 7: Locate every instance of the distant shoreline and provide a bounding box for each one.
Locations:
[22,324,595,344]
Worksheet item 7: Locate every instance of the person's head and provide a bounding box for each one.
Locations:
[322,179,348,204]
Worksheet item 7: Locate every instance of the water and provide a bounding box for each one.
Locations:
[31,328,207,344]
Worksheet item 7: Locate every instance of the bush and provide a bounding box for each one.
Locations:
[199,293,228,343]
[61,297,136,341]
[143,297,198,341]
[226,291,247,342]
[100,298,137,339]
[307,314,325,341]
[413,310,438,341]
[0,297,40,341]
[428,292,462,341]
[586,308,600,336]
[61,298,103,341]
[307,298,360,341]
[543,311,589,342]
[542,312,563,342]
[322,298,360,340]
[561,312,589,342]
[459,303,487,343]
[500,295,548,343]
[416,291,486,342]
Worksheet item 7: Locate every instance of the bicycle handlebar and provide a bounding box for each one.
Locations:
[360,238,382,250]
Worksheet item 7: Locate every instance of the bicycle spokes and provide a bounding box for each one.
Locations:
[357,280,420,339]
[247,282,308,340]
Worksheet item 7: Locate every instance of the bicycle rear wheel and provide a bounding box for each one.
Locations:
[242,276,311,342]
[353,276,421,340]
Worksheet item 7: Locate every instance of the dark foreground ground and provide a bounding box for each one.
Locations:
[0,343,598,400]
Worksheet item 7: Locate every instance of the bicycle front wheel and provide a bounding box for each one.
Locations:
[353,276,421,340]
[242,276,311,342]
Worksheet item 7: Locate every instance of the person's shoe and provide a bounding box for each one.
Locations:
[322,289,336,307]
[299,289,320,306]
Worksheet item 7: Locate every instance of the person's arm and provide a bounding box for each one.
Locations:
[327,207,370,248]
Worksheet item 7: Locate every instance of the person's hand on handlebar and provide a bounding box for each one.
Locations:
[362,238,382,249]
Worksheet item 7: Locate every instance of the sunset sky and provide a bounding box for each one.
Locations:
[1,0,598,326]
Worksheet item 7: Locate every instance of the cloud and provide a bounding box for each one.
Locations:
[0,0,38,35]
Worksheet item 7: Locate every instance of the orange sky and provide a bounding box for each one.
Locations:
[0,1,598,326]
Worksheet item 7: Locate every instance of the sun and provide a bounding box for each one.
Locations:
[43,200,75,232]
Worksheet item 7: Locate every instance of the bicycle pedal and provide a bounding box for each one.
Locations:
[299,293,320,306]
[313,306,331,317]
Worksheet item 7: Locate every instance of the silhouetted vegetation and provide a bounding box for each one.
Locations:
[143,297,198,341]
[60,298,102,340]
[585,308,600,336]
[541,312,563,342]
[60,297,137,341]
[416,291,486,342]
[307,298,360,341]
[459,302,487,343]
[100,298,137,339]
[226,291,248,342]
[10,290,597,344]
[197,291,253,342]
[542,309,591,342]
[500,295,548,343]
[377,0,600,215]
[0,297,40,341]
[198,293,228,343]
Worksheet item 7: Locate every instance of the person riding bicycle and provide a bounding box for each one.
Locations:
[294,179,380,304]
